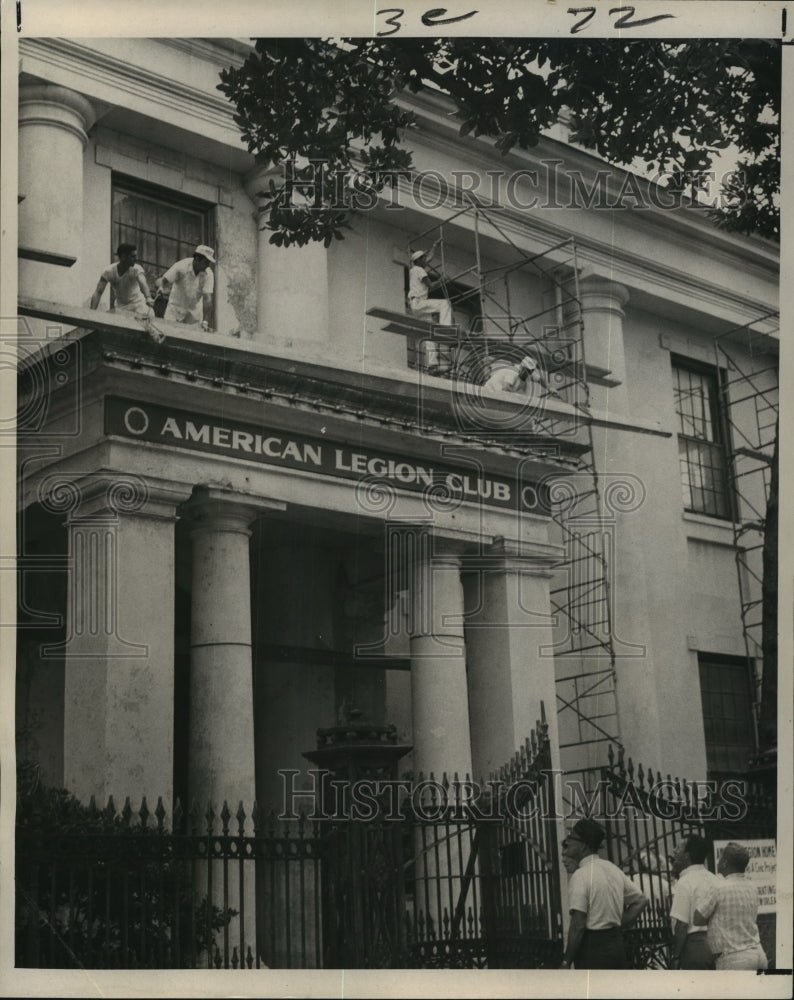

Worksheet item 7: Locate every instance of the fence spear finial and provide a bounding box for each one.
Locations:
[220,799,232,835]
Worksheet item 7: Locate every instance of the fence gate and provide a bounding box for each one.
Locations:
[317,715,564,969]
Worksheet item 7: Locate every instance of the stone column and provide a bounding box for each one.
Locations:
[462,539,563,782]
[578,276,670,771]
[407,532,473,942]
[47,473,190,814]
[407,533,472,780]
[578,276,630,401]
[186,488,283,811]
[185,487,283,967]
[19,83,95,305]
[243,164,330,344]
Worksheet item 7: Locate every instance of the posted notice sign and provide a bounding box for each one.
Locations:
[714,839,776,914]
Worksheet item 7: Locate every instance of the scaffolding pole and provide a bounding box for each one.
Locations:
[714,316,779,744]
[404,202,623,792]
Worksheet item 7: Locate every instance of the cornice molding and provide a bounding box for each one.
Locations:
[156,37,252,67]
[20,38,245,148]
[397,89,779,273]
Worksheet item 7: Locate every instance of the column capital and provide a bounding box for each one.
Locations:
[578,274,630,315]
[243,162,283,208]
[185,486,286,536]
[38,471,193,523]
[461,537,564,576]
[19,82,96,149]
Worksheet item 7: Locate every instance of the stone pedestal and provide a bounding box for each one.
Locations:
[19,83,95,305]
[302,711,411,969]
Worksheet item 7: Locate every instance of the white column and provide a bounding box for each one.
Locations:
[243,164,330,344]
[186,488,283,967]
[463,539,563,782]
[408,534,472,780]
[51,474,190,814]
[578,276,630,400]
[407,534,474,942]
[186,489,284,810]
[578,277,676,771]
[19,83,95,305]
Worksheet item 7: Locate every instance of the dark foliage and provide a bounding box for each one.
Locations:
[218,38,780,245]
[15,777,237,969]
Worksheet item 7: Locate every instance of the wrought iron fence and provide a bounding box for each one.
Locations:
[16,797,311,969]
[17,724,564,969]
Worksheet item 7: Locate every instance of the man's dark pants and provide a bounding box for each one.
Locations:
[576,927,629,969]
[680,931,715,970]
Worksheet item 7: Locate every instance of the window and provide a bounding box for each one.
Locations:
[111,179,215,319]
[698,654,756,777]
[672,358,732,518]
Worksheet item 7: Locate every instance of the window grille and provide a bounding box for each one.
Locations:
[698,654,756,776]
[672,359,732,518]
[111,178,215,321]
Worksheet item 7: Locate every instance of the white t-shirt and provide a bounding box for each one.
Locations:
[483,364,525,394]
[163,258,214,323]
[101,262,148,314]
[669,864,721,934]
[408,264,430,300]
[568,855,645,929]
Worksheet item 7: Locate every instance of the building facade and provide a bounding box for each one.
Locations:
[16,37,779,835]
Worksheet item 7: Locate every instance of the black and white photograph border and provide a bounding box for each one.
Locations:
[1,2,792,998]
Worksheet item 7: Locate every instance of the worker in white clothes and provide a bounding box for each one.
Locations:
[156,245,215,330]
[90,243,154,320]
[407,249,453,326]
[483,354,554,396]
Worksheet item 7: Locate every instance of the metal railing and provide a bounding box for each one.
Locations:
[17,723,564,970]
[600,745,777,969]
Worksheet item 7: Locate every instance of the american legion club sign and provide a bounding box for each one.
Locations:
[105,397,552,516]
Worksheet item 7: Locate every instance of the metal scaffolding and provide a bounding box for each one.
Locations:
[371,196,624,787]
[714,312,780,743]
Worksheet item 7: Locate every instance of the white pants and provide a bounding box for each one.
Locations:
[716,945,768,970]
[408,295,453,326]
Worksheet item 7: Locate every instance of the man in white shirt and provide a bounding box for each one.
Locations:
[90,243,154,319]
[669,835,722,969]
[560,818,649,969]
[482,354,555,397]
[694,842,769,970]
[407,249,453,326]
[156,245,215,329]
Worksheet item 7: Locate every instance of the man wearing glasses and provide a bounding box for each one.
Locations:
[560,818,649,969]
